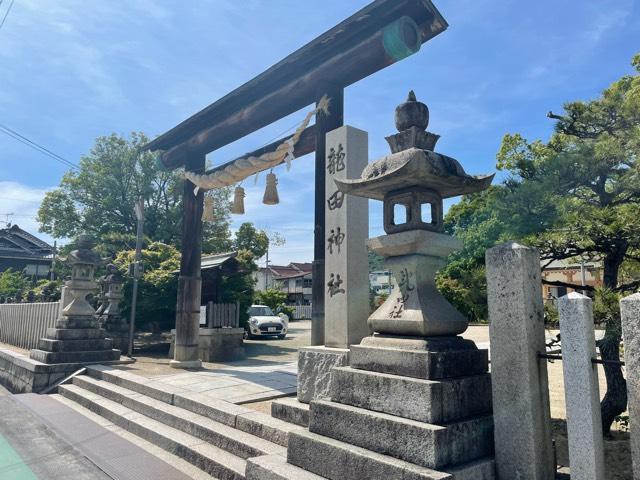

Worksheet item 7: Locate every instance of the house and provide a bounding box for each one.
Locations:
[254,262,313,304]
[541,258,603,302]
[0,224,54,279]
[370,270,392,295]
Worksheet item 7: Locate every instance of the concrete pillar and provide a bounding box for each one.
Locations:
[620,292,640,480]
[485,242,555,480]
[558,292,605,480]
[324,125,369,348]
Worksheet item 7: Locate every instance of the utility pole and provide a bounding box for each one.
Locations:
[50,240,57,281]
[128,198,144,357]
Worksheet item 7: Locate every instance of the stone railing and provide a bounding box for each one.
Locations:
[0,302,59,350]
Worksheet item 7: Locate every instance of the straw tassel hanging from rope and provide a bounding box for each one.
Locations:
[231,185,246,214]
[263,170,279,205]
[202,195,215,222]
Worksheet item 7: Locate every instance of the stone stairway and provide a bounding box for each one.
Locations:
[56,366,303,480]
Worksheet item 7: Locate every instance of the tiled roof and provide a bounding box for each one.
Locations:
[0,224,53,259]
[263,263,312,279]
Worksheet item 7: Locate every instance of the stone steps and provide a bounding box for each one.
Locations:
[56,365,310,480]
[309,399,494,469]
[246,454,326,480]
[271,397,310,427]
[70,375,286,459]
[84,365,301,447]
[59,383,249,480]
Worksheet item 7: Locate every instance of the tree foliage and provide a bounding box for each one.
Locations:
[37,132,232,255]
[254,288,288,310]
[234,223,269,259]
[438,52,640,433]
[0,269,31,301]
[113,242,180,330]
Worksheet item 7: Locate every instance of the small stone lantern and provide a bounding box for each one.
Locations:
[335,91,493,337]
[103,264,129,351]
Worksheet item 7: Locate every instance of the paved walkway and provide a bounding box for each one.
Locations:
[104,321,311,404]
[139,362,298,404]
[0,395,111,480]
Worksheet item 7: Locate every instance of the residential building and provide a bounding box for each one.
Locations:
[370,270,392,295]
[254,262,313,304]
[541,258,603,302]
[0,224,54,279]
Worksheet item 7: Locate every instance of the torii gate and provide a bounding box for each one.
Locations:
[143,0,448,368]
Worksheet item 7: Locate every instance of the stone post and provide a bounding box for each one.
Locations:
[485,242,554,480]
[102,264,129,352]
[324,125,369,348]
[58,285,71,318]
[558,292,605,480]
[296,125,368,405]
[620,292,640,480]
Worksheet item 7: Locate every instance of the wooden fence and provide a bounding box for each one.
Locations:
[0,302,58,350]
[206,302,240,328]
[292,305,312,320]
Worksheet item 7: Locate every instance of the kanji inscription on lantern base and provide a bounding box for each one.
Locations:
[324,125,370,348]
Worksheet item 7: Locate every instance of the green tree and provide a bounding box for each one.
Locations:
[234,223,269,259]
[218,250,259,327]
[255,288,287,310]
[0,269,31,301]
[497,56,640,433]
[438,52,640,433]
[37,132,232,254]
[113,242,180,330]
[436,187,508,321]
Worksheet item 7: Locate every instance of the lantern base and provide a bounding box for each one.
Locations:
[367,229,467,337]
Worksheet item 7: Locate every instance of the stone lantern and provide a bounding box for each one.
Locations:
[30,234,121,364]
[59,234,102,324]
[336,91,493,337]
[102,264,129,352]
[273,95,498,479]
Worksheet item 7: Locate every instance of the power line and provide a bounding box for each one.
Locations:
[0,124,79,170]
[0,0,15,32]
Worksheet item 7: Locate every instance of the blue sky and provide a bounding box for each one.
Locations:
[0,0,638,265]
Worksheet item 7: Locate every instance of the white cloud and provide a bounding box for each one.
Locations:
[0,181,56,245]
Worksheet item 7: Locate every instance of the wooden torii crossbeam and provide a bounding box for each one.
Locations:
[143,0,448,367]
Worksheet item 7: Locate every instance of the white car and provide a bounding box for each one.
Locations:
[245,304,289,339]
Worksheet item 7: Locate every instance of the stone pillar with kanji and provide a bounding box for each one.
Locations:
[324,126,370,348]
[294,125,370,407]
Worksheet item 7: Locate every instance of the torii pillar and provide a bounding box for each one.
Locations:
[171,152,206,368]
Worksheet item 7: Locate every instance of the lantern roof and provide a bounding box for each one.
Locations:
[335,92,494,201]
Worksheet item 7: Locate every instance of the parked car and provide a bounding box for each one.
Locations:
[245,304,288,339]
